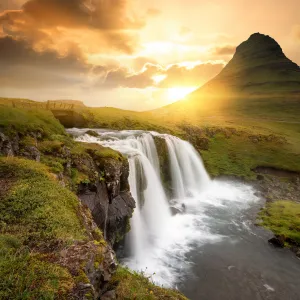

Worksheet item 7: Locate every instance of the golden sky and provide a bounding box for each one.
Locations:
[1,0,300,110]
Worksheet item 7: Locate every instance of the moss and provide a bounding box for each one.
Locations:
[85,292,94,300]
[259,200,300,245]
[19,136,36,148]
[71,168,90,185]
[0,248,74,300]
[75,269,90,284]
[40,155,65,174]
[38,140,63,154]
[0,157,86,247]
[111,266,188,300]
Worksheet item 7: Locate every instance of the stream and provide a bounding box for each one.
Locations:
[68,128,300,300]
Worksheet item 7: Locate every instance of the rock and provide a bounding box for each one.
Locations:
[107,192,135,245]
[268,235,285,248]
[85,130,100,137]
[101,290,116,300]
[257,174,264,180]
[22,146,41,162]
[80,182,110,240]
[170,207,181,216]
[0,132,14,156]
[79,181,135,246]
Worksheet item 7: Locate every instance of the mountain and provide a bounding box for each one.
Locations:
[199,33,300,96]
[153,33,300,120]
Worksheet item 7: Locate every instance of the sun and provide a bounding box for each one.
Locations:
[167,87,197,102]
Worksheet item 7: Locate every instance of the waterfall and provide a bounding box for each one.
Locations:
[69,128,211,271]
[163,135,210,198]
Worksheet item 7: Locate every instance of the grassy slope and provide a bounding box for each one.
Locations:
[0,157,87,299]
[259,201,300,246]
[111,267,187,300]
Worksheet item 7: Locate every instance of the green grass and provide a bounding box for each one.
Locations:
[0,157,86,247]
[111,266,188,300]
[0,157,94,299]
[0,246,74,300]
[0,106,65,137]
[200,130,300,179]
[259,201,300,245]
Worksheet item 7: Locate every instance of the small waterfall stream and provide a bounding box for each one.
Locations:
[68,128,260,287]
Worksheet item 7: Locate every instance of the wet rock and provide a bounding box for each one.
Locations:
[170,207,181,216]
[107,192,135,245]
[85,130,100,137]
[268,235,285,248]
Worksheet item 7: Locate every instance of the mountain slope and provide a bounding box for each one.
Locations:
[153,33,300,121]
[200,33,300,96]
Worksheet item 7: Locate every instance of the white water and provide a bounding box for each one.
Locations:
[68,128,259,287]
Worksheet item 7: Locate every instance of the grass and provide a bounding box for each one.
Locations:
[111,266,188,300]
[199,129,300,179]
[0,157,86,247]
[259,201,300,245]
[0,247,74,300]
[0,157,93,299]
[0,105,65,137]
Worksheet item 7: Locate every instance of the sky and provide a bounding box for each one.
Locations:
[1,0,300,111]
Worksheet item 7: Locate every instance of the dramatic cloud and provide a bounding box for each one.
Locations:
[158,62,224,87]
[212,45,236,56]
[0,35,99,89]
[101,62,224,89]
[0,0,144,55]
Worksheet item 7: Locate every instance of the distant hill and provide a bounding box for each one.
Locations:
[153,33,300,121]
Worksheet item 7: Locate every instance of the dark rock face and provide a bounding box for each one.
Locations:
[268,236,285,248]
[79,160,135,247]
[107,192,135,245]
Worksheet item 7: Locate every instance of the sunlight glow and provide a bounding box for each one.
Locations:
[167,87,198,102]
[152,74,167,84]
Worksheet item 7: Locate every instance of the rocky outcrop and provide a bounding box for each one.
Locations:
[0,132,14,156]
[79,161,135,246]
[0,131,41,161]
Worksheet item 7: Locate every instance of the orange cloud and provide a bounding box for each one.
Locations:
[0,0,144,55]
[101,61,224,89]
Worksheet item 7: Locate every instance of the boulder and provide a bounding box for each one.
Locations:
[268,235,285,248]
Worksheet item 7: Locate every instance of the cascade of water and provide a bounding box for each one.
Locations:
[69,128,210,261]
[164,136,186,199]
[165,135,211,197]
[72,129,171,261]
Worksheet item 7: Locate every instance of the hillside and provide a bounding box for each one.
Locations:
[152,33,300,122]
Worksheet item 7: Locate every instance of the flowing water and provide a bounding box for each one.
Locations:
[68,128,300,300]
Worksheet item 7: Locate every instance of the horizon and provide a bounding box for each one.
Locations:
[1,0,300,111]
